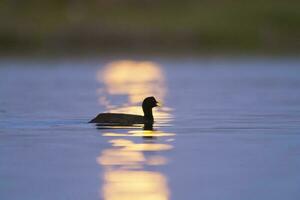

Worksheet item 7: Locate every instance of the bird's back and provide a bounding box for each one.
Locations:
[89,113,145,125]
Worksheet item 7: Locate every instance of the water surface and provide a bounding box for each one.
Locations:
[1,57,300,200]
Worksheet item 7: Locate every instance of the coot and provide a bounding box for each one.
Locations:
[89,96,159,125]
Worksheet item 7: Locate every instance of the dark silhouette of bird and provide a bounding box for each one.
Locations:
[89,96,159,126]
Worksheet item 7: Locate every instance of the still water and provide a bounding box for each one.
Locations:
[0,57,300,200]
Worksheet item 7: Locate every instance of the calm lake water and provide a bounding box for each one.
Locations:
[1,57,300,200]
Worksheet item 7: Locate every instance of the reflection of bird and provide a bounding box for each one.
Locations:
[89,96,159,125]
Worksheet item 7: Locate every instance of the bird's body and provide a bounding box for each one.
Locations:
[89,113,147,125]
[89,96,159,126]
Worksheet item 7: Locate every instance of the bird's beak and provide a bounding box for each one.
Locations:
[155,101,161,107]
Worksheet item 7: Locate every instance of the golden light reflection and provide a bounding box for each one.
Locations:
[109,138,173,152]
[103,130,175,137]
[98,149,145,167]
[97,60,172,123]
[98,60,165,104]
[103,170,169,200]
[98,137,171,168]
[98,136,172,199]
[96,60,175,200]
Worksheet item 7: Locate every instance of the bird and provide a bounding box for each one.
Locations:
[89,96,159,126]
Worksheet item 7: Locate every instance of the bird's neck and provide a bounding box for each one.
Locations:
[143,107,153,121]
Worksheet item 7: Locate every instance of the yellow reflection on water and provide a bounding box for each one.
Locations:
[98,134,172,200]
[98,137,172,168]
[98,149,145,168]
[110,138,173,152]
[97,60,172,123]
[103,130,175,137]
[98,60,165,105]
[96,60,174,200]
[103,170,169,200]
[99,131,174,199]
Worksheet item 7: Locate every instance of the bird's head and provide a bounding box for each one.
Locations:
[142,96,159,109]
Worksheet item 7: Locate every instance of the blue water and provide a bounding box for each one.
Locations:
[1,57,300,200]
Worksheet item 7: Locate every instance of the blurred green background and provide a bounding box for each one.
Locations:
[1,0,300,54]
